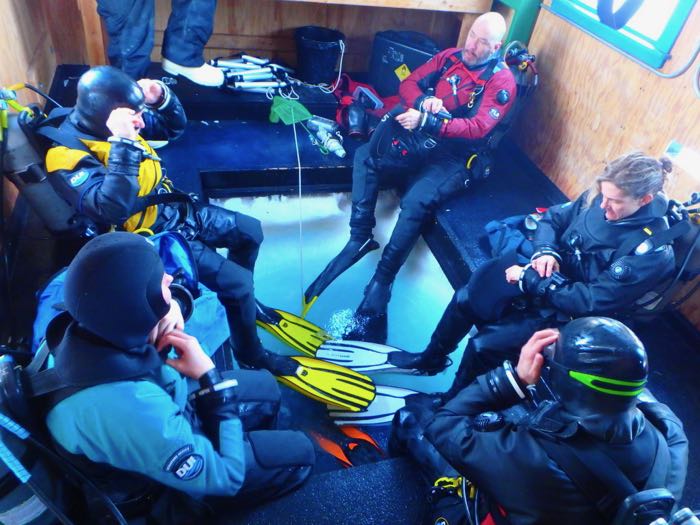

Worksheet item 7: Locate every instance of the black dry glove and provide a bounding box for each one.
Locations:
[106,138,144,177]
[189,369,240,449]
[478,360,529,410]
[519,266,569,297]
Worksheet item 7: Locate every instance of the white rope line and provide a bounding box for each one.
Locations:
[290,109,305,301]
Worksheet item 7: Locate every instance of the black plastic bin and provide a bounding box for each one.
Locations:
[295,26,345,84]
[369,30,440,97]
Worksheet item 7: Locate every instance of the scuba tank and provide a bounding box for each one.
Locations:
[2,111,90,237]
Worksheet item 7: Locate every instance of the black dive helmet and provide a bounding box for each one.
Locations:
[63,232,170,349]
[72,65,146,137]
[548,317,648,417]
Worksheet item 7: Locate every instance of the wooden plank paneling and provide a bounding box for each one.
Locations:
[0,0,56,101]
[76,0,107,65]
[513,6,700,201]
[512,5,700,327]
[152,0,464,71]
[0,0,58,237]
[280,0,490,12]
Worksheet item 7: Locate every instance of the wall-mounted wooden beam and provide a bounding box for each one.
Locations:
[279,0,491,13]
[76,0,106,65]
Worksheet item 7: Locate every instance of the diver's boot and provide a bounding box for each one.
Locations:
[387,290,476,374]
[303,236,380,315]
[223,299,298,375]
[236,345,298,376]
[387,340,453,375]
[344,277,392,344]
[162,58,224,87]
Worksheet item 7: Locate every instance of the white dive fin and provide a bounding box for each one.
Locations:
[327,385,418,426]
[315,340,415,374]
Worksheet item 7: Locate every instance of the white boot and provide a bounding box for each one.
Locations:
[162,58,224,87]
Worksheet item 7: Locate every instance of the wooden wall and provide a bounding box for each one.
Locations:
[153,0,466,71]
[513,2,700,326]
[0,1,55,106]
[0,0,57,224]
[0,0,107,222]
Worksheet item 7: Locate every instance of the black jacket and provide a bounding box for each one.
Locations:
[425,373,688,525]
[529,193,674,317]
[45,86,187,233]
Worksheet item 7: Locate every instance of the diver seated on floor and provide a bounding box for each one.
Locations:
[35,233,314,522]
[391,318,689,525]
[378,151,677,389]
[40,64,333,380]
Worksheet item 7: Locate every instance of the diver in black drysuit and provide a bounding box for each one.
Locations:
[387,154,676,392]
[44,66,285,374]
[391,318,688,525]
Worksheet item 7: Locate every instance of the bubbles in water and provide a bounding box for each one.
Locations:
[325,308,365,339]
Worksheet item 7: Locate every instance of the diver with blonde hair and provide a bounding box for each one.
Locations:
[389,151,676,391]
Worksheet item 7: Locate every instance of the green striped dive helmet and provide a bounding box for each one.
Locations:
[547,317,648,416]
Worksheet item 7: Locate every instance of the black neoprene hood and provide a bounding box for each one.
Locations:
[73,65,146,137]
[63,232,170,349]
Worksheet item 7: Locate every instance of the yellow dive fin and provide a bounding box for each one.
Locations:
[256,301,330,356]
[276,356,376,412]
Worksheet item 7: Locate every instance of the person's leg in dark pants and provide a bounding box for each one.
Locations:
[195,204,262,273]
[163,0,217,67]
[445,313,554,400]
[207,370,315,507]
[348,156,469,343]
[303,143,383,308]
[233,430,315,503]
[188,206,294,374]
[96,0,155,79]
[388,284,479,374]
[161,0,223,86]
[223,369,282,431]
[188,241,259,360]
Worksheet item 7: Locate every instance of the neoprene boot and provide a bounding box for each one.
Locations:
[346,102,368,140]
[344,277,392,344]
[222,300,297,375]
[387,290,476,374]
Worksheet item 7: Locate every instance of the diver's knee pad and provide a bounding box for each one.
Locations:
[239,430,314,500]
[246,430,315,470]
[223,369,281,430]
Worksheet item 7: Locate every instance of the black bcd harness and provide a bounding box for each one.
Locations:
[534,427,675,525]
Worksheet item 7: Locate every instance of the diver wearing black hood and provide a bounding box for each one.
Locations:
[392,318,688,525]
[44,233,314,523]
[44,65,291,375]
